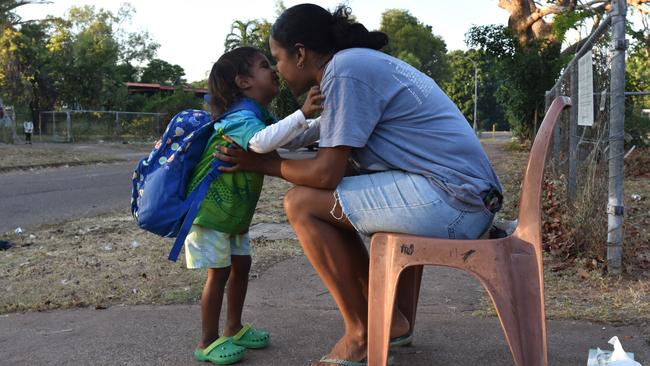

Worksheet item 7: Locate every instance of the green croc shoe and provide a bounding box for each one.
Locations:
[194,336,246,365]
[229,324,269,349]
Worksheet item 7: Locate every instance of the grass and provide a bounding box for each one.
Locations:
[0,176,297,314]
[478,141,650,332]
[0,143,124,171]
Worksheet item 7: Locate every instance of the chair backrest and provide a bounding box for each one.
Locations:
[514,97,572,249]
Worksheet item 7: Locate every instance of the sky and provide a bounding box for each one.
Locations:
[16,1,510,82]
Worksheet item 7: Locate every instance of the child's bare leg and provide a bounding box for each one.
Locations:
[199,267,230,348]
[223,255,252,336]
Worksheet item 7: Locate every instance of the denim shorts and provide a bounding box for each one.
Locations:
[335,170,494,239]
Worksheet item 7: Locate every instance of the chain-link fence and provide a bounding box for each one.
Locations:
[0,106,17,144]
[33,110,165,143]
[543,0,648,274]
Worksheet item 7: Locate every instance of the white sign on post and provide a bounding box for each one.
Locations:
[578,51,594,126]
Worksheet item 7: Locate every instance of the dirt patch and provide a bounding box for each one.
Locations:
[625,147,650,178]
[479,140,650,329]
[0,176,298,314]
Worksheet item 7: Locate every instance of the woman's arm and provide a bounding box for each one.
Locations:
[215,145,350,190]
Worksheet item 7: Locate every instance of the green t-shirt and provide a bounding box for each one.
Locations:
[187,104,275,233]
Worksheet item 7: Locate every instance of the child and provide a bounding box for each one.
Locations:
[187,47,322,365]
[23,121,33,144]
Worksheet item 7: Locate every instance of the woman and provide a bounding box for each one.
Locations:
[216,4,502,365]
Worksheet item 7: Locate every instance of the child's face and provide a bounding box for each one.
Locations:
[242,53,280,105]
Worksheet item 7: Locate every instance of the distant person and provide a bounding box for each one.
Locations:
[185,46,322,365]
[23,121,33,144]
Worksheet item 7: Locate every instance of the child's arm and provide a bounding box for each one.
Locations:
[247,109,310,153]
[247,86,324,153]
[280,117,320,151]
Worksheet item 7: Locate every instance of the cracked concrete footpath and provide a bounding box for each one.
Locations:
[2,249,649,365]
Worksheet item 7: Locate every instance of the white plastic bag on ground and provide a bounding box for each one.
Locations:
[590,336,642,366]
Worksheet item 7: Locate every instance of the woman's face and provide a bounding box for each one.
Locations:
[270,37,313,96]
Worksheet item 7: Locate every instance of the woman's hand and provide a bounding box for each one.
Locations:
[213,134,277,173]
[300,85,325,118]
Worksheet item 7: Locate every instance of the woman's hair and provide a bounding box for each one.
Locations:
[208,47,261,115]
[271,4,388,55]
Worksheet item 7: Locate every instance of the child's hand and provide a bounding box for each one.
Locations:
[301,86,325,119]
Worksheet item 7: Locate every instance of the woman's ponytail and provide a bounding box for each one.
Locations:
[330,6,388,51]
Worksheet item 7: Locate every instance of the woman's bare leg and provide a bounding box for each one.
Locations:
[284,186,409,363]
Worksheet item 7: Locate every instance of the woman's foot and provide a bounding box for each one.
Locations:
[390,309,411,339]
[314,333,367,366]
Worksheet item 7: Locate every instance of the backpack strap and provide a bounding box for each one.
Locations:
[168,159,230,261]
[224,98,263,122]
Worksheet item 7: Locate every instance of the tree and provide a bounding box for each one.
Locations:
[0,3,172,119]
[0,0,49,27]
[67,7,121,109]
[224,20,262,51]
[379,9,449,81]
[498,0,649,50]
[140,59,186,85]
[443,50,508,131]
[466,25,562,139]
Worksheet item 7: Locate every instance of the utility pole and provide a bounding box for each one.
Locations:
[607,0,626,275]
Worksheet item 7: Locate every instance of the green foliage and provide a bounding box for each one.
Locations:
[225,20,265,52]
[464,25,515,58]
[625,108,650,147]
[142,89,202,124]
[0,2,190,125]
[466,25,562,140]
[0,0,49,27]
[552,9,600,43]
[379,9,448,81]
[140,59,186,85]
[442,50,508,131]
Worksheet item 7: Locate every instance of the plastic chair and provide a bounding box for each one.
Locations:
[367,97,572,366]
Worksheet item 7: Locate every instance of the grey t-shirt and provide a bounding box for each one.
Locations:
[319,48,502,211]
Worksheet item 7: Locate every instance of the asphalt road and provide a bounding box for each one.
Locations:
[0,162,134,233]
[0,149,315,234]
[0,134,506,234]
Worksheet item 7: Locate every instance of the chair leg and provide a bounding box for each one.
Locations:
[368,237,402,366]
[396,265,423,335]
[485,254,547,366]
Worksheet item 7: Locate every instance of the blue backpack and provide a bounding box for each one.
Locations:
[131,99,262,261]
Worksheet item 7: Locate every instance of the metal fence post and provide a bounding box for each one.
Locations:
[66,111,72,142]
[10,107,17,144]
[569,65,579,202]
[115,112,120,136]
[607,0,626,274]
